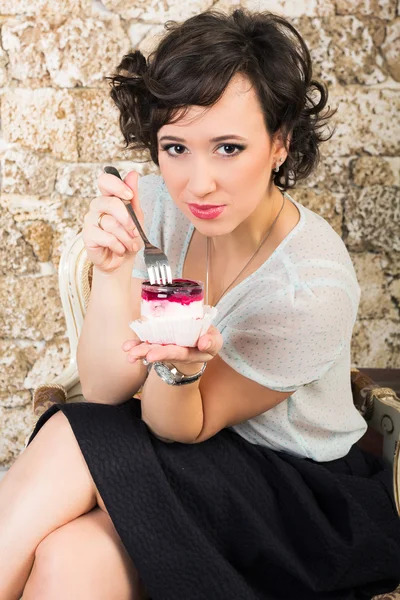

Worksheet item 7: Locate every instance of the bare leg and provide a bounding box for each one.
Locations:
[23,507,148,600]
[0,411,99,600]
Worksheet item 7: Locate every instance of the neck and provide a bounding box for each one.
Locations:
[208,183,284,259]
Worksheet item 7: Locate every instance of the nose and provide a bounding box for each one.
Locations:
[186,158,217,199]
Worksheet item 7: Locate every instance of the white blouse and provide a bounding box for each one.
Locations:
[133,174,367,462]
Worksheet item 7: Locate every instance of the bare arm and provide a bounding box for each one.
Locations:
[128,331,292,443]
[77,169,148,404]
[140,360,205,443]
[77,265,148,404]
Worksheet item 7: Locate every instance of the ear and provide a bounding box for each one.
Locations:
[272,129,290,161]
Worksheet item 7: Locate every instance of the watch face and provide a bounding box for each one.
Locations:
[154,362,176,384]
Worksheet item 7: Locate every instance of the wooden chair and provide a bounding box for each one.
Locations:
[32,232,400,599]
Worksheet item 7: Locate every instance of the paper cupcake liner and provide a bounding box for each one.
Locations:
[129,305,218,347]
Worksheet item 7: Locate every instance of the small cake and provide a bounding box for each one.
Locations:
[130,278,217,347]
[141,279,204,320]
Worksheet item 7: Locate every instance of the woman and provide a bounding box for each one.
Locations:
[1,8,399,600]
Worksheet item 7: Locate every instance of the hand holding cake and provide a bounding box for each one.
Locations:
[129,278,218,347]
[122,322,223,366]
[125,277,221,365]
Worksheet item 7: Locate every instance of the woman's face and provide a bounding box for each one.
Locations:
[157,73,282,237]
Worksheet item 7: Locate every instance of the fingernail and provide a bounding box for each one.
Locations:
[123,190,133,200]
[204,341,211,350]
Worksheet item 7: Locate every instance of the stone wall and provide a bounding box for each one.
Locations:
[0,0,399,467]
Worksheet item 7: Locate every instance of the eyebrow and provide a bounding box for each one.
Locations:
[158,134,247,143]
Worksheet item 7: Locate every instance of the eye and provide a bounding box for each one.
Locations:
[215,144,245,157]
[160,144,188,157]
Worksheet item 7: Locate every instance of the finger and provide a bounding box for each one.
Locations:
[198,337,212,352]
[197,325,224,354]
[145,344,192,363]
[126,343,153,363]
[91,213,140,253]
[123,171,143,219]
[127,343,186,363]
[135,344,211,364]
[97,172,135,201]
[122,339,142,352]
[83,225,127,257]
[90,196,138,237]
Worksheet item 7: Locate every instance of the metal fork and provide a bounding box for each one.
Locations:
[104,166,172,285]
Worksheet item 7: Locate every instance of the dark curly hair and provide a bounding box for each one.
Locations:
[107,9,336,190]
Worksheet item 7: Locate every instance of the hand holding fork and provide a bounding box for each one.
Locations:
[82,166,172,285]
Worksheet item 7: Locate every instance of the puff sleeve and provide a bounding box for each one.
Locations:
[218,281,359,393]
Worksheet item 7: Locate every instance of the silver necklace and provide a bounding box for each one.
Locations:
[205,192,286,306]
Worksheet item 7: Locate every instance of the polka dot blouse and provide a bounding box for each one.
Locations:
[133,174,367,462]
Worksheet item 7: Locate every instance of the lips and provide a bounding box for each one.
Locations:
[190,204,224,209]
[188,203,226,220]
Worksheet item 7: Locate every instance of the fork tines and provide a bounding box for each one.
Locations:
[148,263,173,286]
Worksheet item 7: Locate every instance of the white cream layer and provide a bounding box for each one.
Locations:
[141,299,204,319]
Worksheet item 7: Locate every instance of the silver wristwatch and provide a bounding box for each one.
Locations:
[152,361,207,386]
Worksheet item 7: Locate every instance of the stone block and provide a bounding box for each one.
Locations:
[352,318,400,368]
[381,18,400,82]
[22,220,53,262]
[24,337,70,390]
[1,88,78,161]
[2,19,52,87]
[388,277,400,320]
[0,193,64,223]
[304,155,352,193]
[2,16,130,88]
[0,404,36,467]
[62,195,91,233]
[50,225,84,269]
[55,160,158,198]
[56,164,103,199]
[135,24,165,55]
[214,0,335,17]
[0,341,30,396]
[0,42,8,87]
[101,0,214,22]
[0,391,31,409]
[351,252,393,319]
[128,22,155,50]
[294,16,386,86]
[381,250,400,279]
[0,0,92,25]
[344,186,400,253]
[0,275,65,341]
[351,156,398,187]
[0,209,38,275]
[293,187,343,235]
[74,90,131,162]
[328,16,386,85]
[335,0,396,20]
[324,87,400,156]
[292,16,336,86]
[1,148,57,195]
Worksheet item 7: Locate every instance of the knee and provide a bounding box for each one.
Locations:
[29,410,73,453]
[40,410,71,438]
[23,530,71,599]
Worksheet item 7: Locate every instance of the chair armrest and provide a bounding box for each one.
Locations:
[33,384,68,417]
[32,361,80,415]
[351,368,400,516]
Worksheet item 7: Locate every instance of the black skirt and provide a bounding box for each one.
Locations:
[28,398,400,600]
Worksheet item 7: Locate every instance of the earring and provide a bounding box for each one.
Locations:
[273,157,284,173]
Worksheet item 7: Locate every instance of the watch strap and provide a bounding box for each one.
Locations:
[153,361,207,385]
